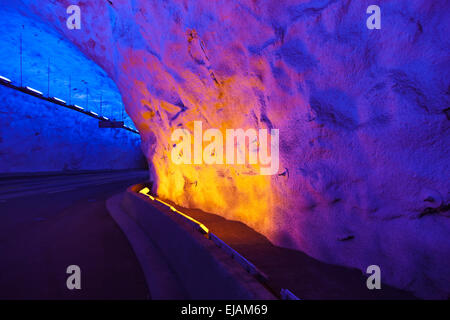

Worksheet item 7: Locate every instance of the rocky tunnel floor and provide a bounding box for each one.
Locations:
[160,198,418,300]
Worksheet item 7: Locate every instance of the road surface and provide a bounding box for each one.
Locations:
[0,170,150,299]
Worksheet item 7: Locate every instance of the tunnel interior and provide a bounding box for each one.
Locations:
[0,4,148,173]
[0,0,449,300]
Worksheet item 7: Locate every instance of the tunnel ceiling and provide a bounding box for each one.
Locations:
[11,0,450,298]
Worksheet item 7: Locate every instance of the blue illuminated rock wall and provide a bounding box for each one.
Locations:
[0,85,145,172]
[0,5,145,173]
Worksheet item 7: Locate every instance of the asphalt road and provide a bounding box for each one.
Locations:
[0,170,150,299]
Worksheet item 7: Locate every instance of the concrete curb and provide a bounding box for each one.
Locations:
[106,193,188,299]
[116,184,276,300]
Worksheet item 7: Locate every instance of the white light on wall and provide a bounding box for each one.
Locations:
[90,111,98,116]
[0,75,12,83]
[74,104,84,110]
[25,86,43,95]
[102,116,109,120]
[53,97,66,104]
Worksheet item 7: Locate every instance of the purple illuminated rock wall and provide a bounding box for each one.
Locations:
[13,0,450,298]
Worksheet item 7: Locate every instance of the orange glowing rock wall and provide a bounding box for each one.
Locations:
[18,0,450,298]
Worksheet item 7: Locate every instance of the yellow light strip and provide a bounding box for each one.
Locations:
[139,187,209,234]
[139,187,155,200]
[137,187,269,288]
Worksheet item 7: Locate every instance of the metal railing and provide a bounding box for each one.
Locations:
[138,187,301,300]
[0,75,139,134]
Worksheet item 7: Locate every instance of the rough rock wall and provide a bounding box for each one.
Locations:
[15,0,450,298]
[0,4,145,173]
[0,86,145,172]
[0,5,136,130]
